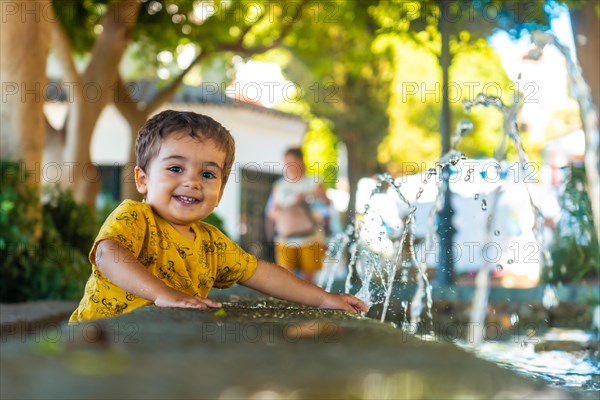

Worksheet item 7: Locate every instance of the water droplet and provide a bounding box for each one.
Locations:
[496,264,503,272]
[474,193,479,200]
[481,199,487,210]
[507,259,514,264]
[494,230,500,236]
[460,154,467,160]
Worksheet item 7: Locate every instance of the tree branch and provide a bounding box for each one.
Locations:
[83,0,140,88]
[50,9,80,84]
[113,76,145,122]
[117,0,308,120]
[144,51,210,113]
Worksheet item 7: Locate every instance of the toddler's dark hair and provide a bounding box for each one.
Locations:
[136,110,236,185]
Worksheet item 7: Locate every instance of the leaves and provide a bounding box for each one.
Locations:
[0,163,96,301]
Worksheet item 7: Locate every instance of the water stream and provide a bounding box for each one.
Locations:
[317,25,598,393]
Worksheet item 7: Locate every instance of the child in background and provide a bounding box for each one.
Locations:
[70,110,367,322]
[267,147,330,283]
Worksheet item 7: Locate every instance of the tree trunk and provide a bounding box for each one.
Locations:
[61,0,140,205]
[0,0,52,238]
[570,3,600,117]
[570,2,600,237]
[119,112,148,202]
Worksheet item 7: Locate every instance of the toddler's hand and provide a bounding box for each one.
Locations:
[319,293,369,314]
[154,288,221,309]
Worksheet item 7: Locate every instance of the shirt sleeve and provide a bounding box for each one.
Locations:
[89,200,149,265]
[197,222,258,289]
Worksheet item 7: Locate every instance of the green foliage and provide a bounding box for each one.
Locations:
[0,162,94,302]
[43,186,99,256]
[546,164,600,284]
[282,0,391,184]
[202,212,229,237]
[378,33,442,171]
[302,118,339,189]
[0,162,37,250]
[274,95,339,189]
[52,0,108,54]
[379,33,514,173]
[53,0,309,79]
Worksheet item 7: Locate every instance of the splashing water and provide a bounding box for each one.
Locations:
[320,30,597,357]
[542,284,560,310]
[318,224,355,292]
[460,91,557,346]
[321,172,434,325]
[527,30,600,240]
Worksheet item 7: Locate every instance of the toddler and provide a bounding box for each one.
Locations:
[70,110,367,322]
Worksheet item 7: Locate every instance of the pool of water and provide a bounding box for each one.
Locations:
[457,328,599,395]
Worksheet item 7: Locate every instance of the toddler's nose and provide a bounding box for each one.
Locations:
[183,173,201,190]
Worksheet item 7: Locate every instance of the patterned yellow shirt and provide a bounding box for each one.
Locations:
[70,200,257,322]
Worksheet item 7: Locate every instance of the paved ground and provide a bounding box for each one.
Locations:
[1,289,576,399]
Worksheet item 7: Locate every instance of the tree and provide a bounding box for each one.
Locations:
[47,0,308,204]
[377,32,515,171]
[281,0,392,218]
[1,0,53,238]
[51,0,141,204]
[373,0,553,167]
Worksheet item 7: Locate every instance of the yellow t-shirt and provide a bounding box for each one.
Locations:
[70,200,257,322]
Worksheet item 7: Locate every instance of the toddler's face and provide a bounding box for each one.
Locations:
[135,132,226,238]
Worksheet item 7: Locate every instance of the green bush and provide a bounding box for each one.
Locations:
[0,162,93,302]
[43,185,98,255]
[546,164,600,284]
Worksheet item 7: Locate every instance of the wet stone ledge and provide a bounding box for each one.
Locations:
[0,296,575,400]
[0,300,79,338]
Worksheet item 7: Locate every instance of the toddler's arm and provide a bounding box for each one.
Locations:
[240,260,368,314]
[95,240,221,309]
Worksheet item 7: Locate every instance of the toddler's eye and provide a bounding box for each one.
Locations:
[168,166,183,173]
[202,171,216,179]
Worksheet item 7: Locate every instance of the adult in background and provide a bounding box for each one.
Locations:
[267,148,330,283]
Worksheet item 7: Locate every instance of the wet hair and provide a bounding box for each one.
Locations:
[136,110,236,185]
[284,147,304,160]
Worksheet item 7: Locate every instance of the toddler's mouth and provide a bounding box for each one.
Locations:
[174,195,199,205]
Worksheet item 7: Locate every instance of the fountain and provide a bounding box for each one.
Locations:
[316,28,599,393]
[1,11,598,400]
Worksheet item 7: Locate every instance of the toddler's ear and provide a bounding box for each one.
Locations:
[135,166,148,195]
